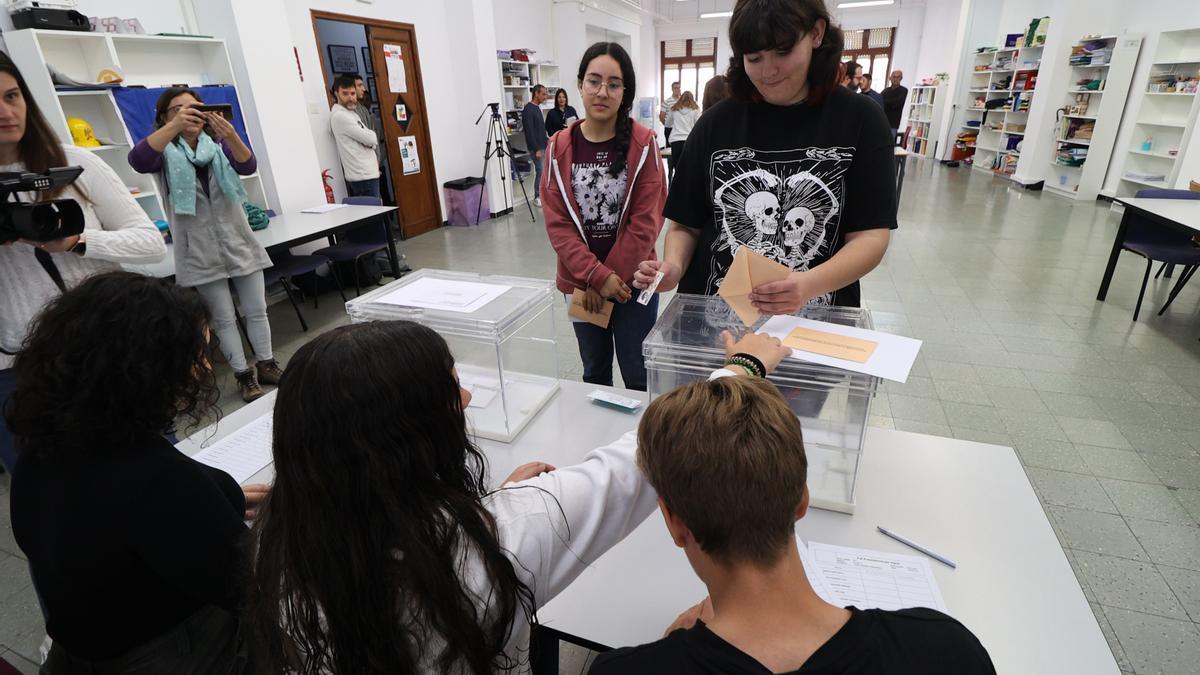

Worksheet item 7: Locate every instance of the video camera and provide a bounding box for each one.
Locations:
[0,167,85,245]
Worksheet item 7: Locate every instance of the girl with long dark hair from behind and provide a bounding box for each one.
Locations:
[249,320,659,673]
[542,42,666,391]
[6,271,268,674]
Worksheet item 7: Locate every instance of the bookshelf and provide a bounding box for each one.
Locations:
[905,83,949,157]
[961,44,1043,177]
[1044,35,1142,200]
[497,58,561,141]
[4,29,269,224]
[1113,28,1200,196]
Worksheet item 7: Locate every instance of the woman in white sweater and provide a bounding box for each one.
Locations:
[667,91,701,181]
[0,52,165,472]
[248,320,787,673]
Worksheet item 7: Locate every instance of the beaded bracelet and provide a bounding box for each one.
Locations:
[726,353,766,378]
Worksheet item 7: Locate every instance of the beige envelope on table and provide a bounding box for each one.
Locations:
[568,289,613,328]
[718,246,793,326]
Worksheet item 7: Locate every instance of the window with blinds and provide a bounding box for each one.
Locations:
[660,38,719,103]
[841,27,896,92]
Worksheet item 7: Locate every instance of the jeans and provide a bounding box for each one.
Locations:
[532,149,544,199]
[194,272,272,374]
[0,367,16,472]
[571,294,658,391]
[346,178,381,199]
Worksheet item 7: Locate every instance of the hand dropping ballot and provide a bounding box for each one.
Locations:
[717,246,792,326]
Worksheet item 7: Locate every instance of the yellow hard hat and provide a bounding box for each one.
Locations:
[67,117,101,148]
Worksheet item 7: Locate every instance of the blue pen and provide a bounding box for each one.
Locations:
[877,526,957,569]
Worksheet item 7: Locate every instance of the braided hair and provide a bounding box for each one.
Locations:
[577,42,636,178]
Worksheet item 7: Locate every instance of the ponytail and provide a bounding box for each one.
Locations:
[611,113,632,178]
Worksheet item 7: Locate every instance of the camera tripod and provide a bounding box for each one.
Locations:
[475,103,536,222]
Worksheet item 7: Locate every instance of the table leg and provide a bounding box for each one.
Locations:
[530,625,560,675]
[1097,211,1130,302]
[383,212,402,278]
[895,156,907,213]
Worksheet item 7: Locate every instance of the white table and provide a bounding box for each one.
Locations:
[125,205,401,279]
[177,380,1117,675]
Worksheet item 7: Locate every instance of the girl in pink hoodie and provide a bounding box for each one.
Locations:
[542,42,667,391]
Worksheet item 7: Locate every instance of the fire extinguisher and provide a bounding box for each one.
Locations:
[321,169,335,204]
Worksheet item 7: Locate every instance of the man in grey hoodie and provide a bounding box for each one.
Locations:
[329,74,380,198]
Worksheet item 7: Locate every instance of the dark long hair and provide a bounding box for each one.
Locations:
[0,51,71,199]
[577,42,636,178]
[250,321,536,674]
[5,272,218,458]
[726,0,844,106]
[153,86,204,129]
[703,74,729,110]
[555,88,569,110]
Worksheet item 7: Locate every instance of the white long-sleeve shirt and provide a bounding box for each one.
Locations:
[0,145,166,368]
[329,103,380,182]
[669,108,700,146]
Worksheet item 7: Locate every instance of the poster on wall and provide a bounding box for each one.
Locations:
[398,135,420,175]
[327,44,358,74]
[384,44,407,94]
[394,104,408,123]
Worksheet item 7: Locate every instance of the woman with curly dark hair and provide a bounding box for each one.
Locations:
[634,0,895,316]
[250,320,666,673]
[6,271,267,674]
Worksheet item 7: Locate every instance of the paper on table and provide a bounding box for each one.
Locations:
[717,246,792,326]
[807,541,947,612]
[785,327,878,363]
[377,277,510,314]
[760,315,921,383]
[796,537,840,605]
[191,414,273,484]
[301,203,347,214]
[567,289,613,328]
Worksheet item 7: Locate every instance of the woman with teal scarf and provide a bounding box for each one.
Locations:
[130,87,279,403]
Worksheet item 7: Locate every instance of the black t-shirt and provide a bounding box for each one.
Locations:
[590,607,996,675]
[666,87,897,308]
[11,434,248,660]
[571,123,628,263]
[882,85,909,129]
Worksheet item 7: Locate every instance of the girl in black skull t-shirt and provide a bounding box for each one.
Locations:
[633,1,896,313]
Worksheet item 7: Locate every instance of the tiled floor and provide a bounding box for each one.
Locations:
[3,162,1200,673]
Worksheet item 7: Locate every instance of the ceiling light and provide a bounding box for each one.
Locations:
[837,0,895,8]
[700,11,733,18]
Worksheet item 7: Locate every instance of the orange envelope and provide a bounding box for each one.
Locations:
[568,289,613,328]
[784,327,879,363]
[718,246,793,326]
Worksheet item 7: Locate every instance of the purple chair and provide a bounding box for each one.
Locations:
[263,249,347,332]
[1120,188,1200,320]
[311,196,394,296]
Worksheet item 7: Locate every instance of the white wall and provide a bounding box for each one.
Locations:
[492,0,557,60]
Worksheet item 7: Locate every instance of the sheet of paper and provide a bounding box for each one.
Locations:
[796,537,840,605]
[568,289,613,328]
[384,44,407,93]
[301,203,347,214]
[760,315,921,383]
[717,246,791,326]
[807,541,947,612]
[398,135,420,175]
[377,277,510,314]
[458,371,510,409]
[191,414,273,484]
[785,327,879,363]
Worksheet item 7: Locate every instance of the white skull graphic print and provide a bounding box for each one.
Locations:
[710,147,852,305]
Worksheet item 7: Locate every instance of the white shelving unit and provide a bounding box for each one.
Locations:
[905,83,950,157]
[1044,35,1142,200]
[960,43,1043,177]
[3,29,269,224]
[1113,28,1200,196]
[497,58,561,141]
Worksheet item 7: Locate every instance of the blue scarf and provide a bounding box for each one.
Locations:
[163,133,246,216]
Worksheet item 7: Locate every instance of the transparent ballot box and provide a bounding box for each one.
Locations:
[643,294,878,514]
[346,269,559,442]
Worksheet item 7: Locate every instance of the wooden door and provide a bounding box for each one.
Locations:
[367,25,441,238]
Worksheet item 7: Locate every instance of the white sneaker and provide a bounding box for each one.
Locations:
[535,197,542,207]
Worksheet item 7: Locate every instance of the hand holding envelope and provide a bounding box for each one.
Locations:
[568,288,613,328]
[717,246,793,326]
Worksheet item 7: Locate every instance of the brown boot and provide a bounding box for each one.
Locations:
[256,359,284,386]
[235,369,265,403]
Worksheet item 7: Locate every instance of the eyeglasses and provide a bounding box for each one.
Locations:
[582,77,625,96]
[165,104,186,116]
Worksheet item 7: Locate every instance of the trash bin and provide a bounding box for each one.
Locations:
[444,177,488,226]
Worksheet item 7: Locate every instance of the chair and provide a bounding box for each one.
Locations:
[311,196,395,296]
[899,125,911,149]
[1117,188,1200,320]
[263,249,347,332]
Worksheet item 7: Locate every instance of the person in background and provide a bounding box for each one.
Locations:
[859,72,885,108]
[522,84,550,208]
[545,88,579,137]
[634,0,895,316]
[7,272,269,674]
[702,74,729,111]
[0,51,165,473]
[130,86,281,403]
[352,73,385,176]
[588,376,996,675]
[668,91,701,180]
[543,42,666,392]
[328,74,380,198]
[248,319,788,674]
[843,60,862,90]
[881,69,908,136]
[660,81,681,147]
